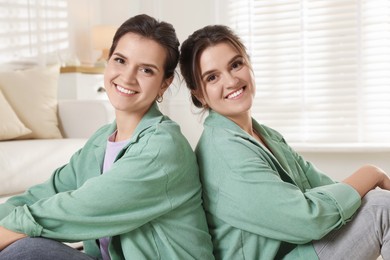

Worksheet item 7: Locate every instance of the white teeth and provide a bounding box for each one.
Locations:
[226,88,244,99]
[116,85,136,95]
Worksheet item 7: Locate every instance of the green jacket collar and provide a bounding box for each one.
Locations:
[93,103,163,146]
[204,110,296,185]
[204,110,282,145]
[91,103,164,172]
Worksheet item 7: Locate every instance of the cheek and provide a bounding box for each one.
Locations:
[203,87,220,104]
[209,84,223,96]
[250,76,256,95]
[103,67,117,88]
[142,79,162,95]
[103,76,111,90]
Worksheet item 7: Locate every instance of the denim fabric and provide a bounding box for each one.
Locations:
[313,189,390,260]
[0,237,95,260]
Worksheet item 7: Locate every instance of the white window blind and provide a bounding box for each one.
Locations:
[0,0,69,65]
[228,0,390,144]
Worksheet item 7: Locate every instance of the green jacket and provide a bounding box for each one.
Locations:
[0,103,214,260]
[196,110,361,260]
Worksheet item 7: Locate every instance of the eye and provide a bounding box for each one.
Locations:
[206,74,217,82]
[140,67,154,75]
[113,57,125,64]
[231,59,244,70]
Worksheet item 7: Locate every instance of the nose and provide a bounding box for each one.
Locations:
[224,72,239,88]
[122,66,137,85]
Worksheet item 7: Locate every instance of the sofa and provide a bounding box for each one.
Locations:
[0,99,115,203]
[0,65,115,203]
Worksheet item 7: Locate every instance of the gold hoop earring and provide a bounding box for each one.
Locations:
[156,95,163,103]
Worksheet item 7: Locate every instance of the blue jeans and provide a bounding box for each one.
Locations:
[313,189,390,260]
[0,237,95,260]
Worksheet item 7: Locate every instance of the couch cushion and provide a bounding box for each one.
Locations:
[0,89,32,140]
[0,65,62,139]
[0,138,87,199]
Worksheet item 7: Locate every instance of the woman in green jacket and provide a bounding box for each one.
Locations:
[0,14,214,260]
[179,24,390,260]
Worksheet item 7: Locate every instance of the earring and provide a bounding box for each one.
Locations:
[156,95,163,103]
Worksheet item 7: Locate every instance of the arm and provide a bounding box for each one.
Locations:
[342,164,390,197]
[0,122,114,220]
[273,131,390,197]
[261,125,336,187]
[0,154,83,249]
[0,154,170,242]
[199,128,361,244]
[0,114,113,248]
[0,100,113,216]
[0,148,83,220]
[0,127,185,242]
[286,145,336,187]
[0,226,26,250]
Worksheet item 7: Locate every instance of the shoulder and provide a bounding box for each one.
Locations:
[197,120,255,166]
[144,116,190,149]
[134,116,196,163]
[130,116,199,190]
[254,121,285,143]
[200,112,254,150]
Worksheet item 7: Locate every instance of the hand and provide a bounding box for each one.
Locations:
[342,165,389,198]
[0,226,27,250]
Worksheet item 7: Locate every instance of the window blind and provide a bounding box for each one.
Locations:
[228,0,390,144]
[0,0,69,65]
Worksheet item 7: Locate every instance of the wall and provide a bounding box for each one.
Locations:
[67,0,390,181]
[67,0,101,66]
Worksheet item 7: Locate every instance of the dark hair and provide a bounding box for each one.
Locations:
[179,25,249,108]
[109,14,180,79]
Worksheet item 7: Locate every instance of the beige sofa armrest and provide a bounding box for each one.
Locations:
[58,100,115,138]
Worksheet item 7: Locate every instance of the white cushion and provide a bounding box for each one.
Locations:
[0,89,31,140]
[0,65,62,139]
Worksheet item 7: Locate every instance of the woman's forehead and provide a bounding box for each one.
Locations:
[115,33,167,69]
[199,42,239,70]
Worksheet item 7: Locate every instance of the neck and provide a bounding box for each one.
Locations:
[114,111,143,142]
[227,111,253,135]
[227,112,266,146]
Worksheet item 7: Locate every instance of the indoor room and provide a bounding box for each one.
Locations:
[0,0,389,259]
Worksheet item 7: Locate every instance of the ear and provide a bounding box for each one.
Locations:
[159,76,173,97]
[191,88,206,106]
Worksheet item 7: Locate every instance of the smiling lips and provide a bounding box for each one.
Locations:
[116,84,137,95]
[225,87,244,99]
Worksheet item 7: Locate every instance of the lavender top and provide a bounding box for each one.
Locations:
[99,131,130,260]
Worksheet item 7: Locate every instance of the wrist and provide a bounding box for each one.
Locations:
[0,226,27,250]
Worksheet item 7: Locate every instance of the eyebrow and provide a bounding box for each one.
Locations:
[201,54,242,79]
[112,52,161,71]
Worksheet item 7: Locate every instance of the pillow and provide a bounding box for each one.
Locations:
[0,65,62,139]
[0,89,32,140]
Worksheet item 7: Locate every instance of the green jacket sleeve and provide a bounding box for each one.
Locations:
[0,149,83,220]
[199,127,361,245]
[280,139,337,187]
[0,125,182,242]
[259,124,336,188]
